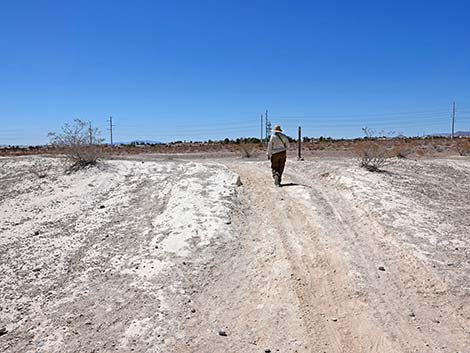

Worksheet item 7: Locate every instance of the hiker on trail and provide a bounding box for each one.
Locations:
[267,125,290,187]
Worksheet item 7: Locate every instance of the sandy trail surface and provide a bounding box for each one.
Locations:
[179,158,470,353]
[1,156,470,353]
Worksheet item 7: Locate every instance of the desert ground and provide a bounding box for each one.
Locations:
[1,154,469,353]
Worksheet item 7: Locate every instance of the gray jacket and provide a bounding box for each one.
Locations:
[267,133,290,158]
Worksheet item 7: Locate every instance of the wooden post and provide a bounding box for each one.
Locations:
[298,126,302,160]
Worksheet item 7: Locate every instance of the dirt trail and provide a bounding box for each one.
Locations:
[180,160,469,353]
[2,157,469,353]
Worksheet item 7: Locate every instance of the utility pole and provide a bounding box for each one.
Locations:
[108,116,114,145]
[265,110,269,143]
[88,121,93,145]
[298,126,302,160]
[451,101,455,139]
[265,110,272,143]
[260,114,264,143]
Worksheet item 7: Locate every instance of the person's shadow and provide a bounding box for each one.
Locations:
[280,182,300,187]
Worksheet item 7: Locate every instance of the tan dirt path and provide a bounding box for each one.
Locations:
[177,160,469,353]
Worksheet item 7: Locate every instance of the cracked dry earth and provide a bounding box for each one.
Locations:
[1,156,470,353]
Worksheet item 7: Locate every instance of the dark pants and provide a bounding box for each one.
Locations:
[271,151,286,182]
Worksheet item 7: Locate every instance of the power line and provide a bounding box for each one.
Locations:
[274,108,450,119]
[286,113,449,119]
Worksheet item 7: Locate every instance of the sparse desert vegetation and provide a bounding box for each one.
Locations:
[1,151,470,352]
[2,136,469,161]
[47,119,106,172]
[2,0,469,351]
[355,141,390,172]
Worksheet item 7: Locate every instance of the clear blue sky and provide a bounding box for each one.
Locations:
[1,0,470,145]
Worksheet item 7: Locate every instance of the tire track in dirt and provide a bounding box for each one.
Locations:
[288,162,470,353]
[230,162,394,353]
[3,157,469,353]
[183,160,469,353]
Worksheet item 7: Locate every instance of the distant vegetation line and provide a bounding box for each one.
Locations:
[2,106,470,146]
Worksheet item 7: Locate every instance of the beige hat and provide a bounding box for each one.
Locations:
[272,125,283,133]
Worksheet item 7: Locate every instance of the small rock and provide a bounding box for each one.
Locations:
[190,308,196,313]
[34,230,40,236]
[378,266,386,271]
[225,220,232,225]
[409,312,415,318]
[99,205,105,209]
[0,327,7,336]
[331,317,338,322]
[235,176,243,187]
[32,267,41,272]
[218,330,227,336]
[265,350,272,353]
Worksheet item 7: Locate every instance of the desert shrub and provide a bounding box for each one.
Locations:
[356,141,390,172]
[239,143,253,158]
[392,143,413,159]
[48,119,105,172]
[356,127,392,171]
[457,139,470,156]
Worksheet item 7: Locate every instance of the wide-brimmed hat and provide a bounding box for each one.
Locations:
[272,125,283,133]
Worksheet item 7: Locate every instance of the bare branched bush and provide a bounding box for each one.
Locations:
[357,142,390,171]
[48,119,105,172]
[356,127,393,171]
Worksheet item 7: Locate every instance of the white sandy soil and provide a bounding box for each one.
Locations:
[0,157,238,353]
[1,155,469,353]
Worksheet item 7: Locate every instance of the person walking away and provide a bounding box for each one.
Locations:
[267,125,290,186]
